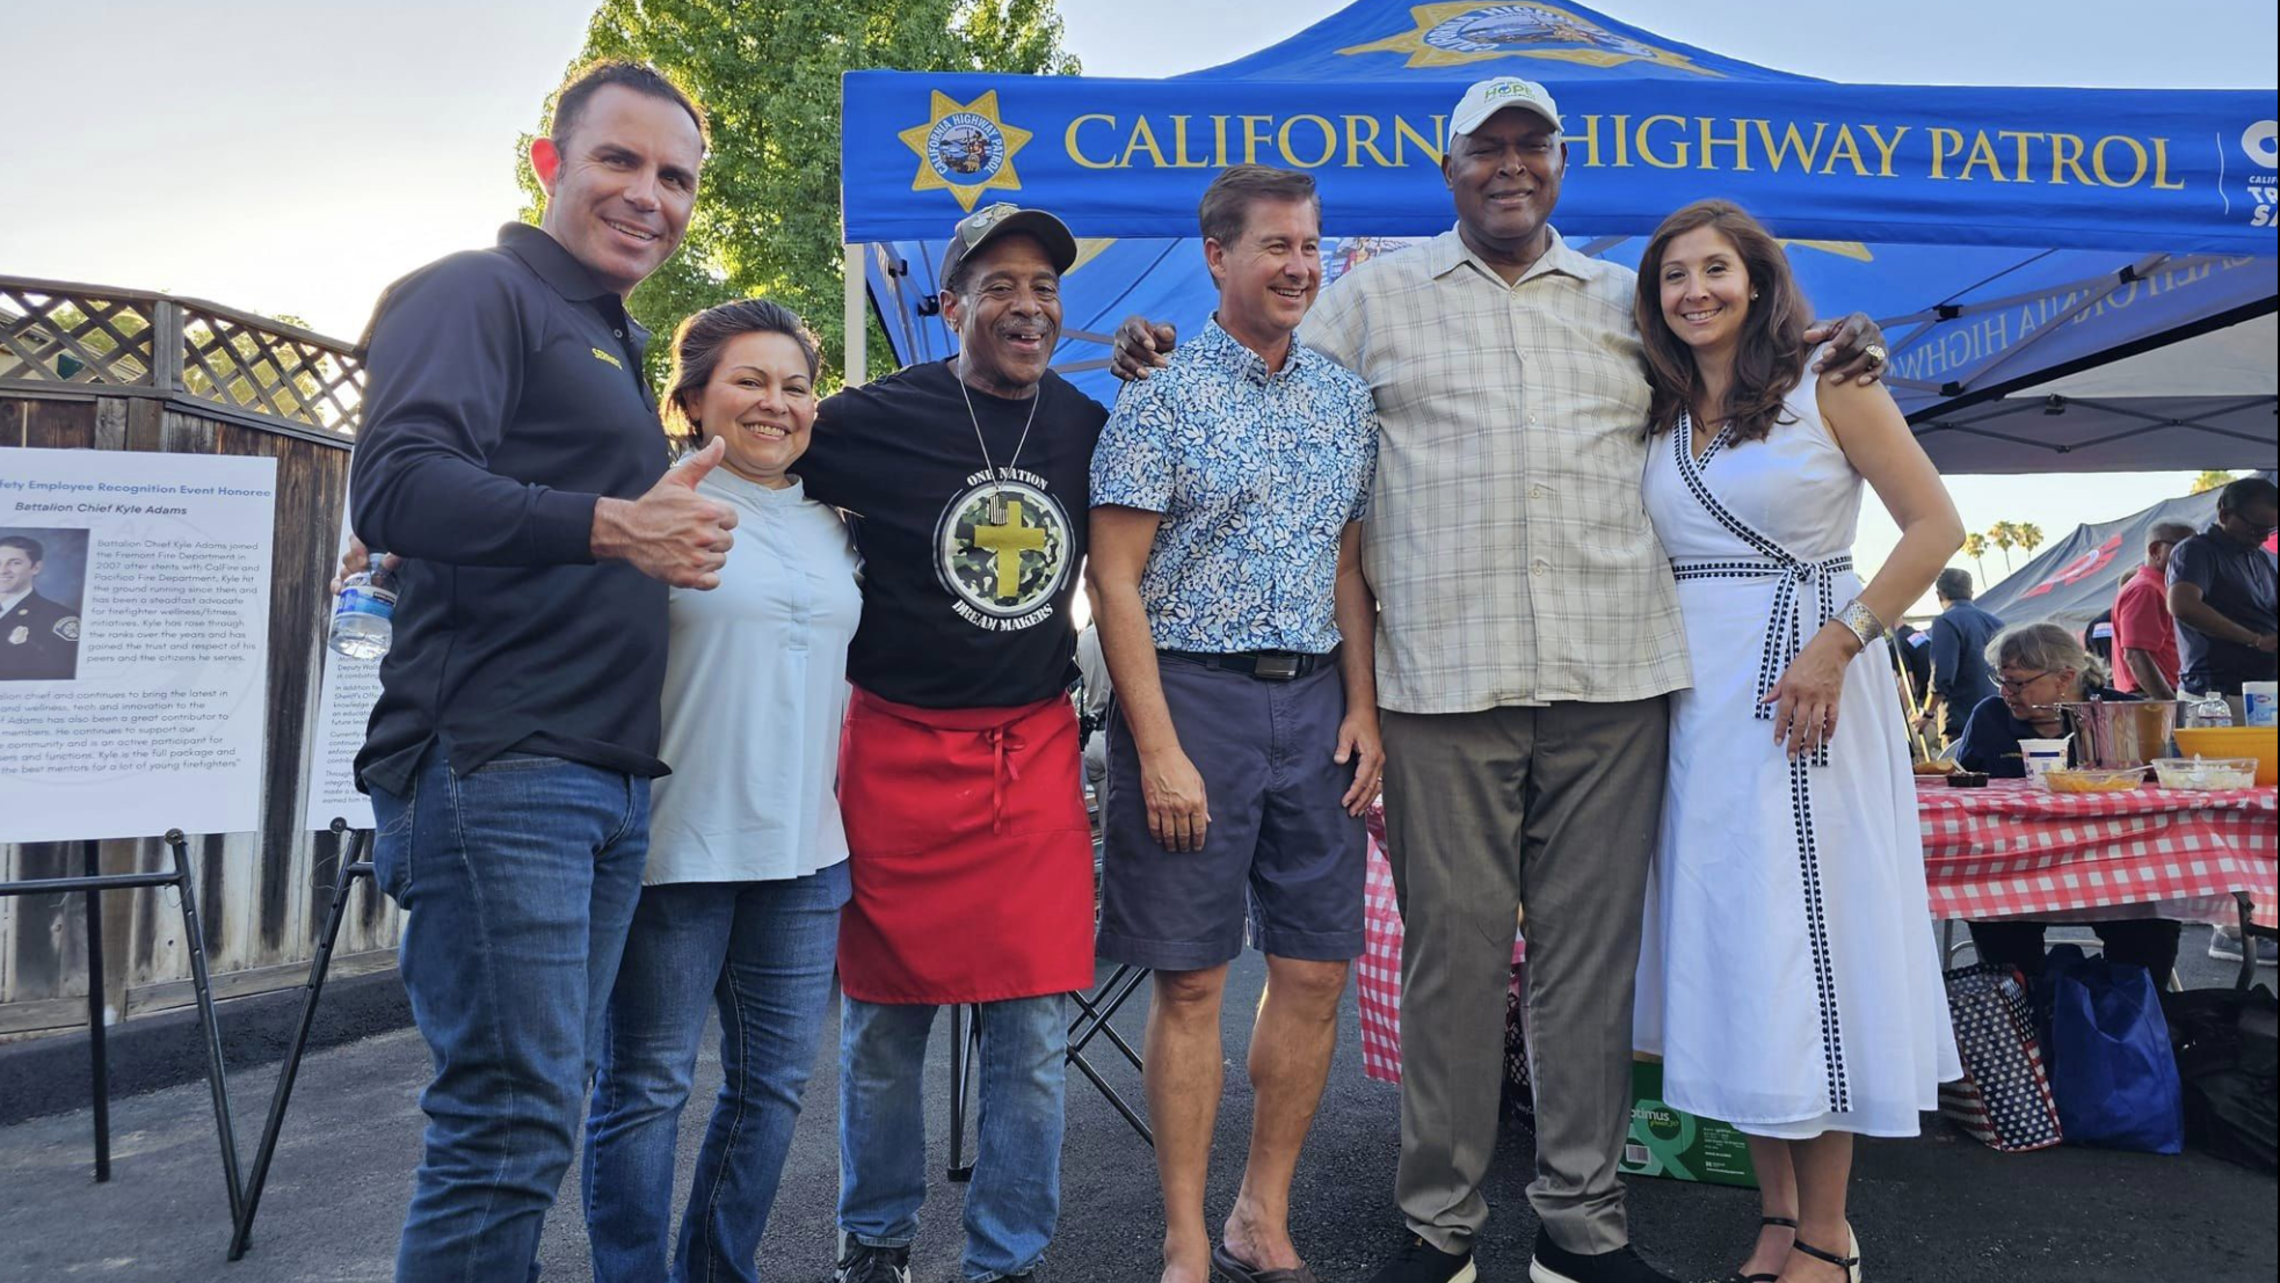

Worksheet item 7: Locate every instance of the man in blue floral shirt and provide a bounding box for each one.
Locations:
[1087,164,1381,1283]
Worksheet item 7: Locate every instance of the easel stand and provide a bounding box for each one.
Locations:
[0,829,244,1226]
[943,962,1155,1183]
[228,818,372,1261]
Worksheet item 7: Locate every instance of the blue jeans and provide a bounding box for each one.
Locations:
[838,995,1069,1282]
[369,749,650,1283]
[583,864,851,1283]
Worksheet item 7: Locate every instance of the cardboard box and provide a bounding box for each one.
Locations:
[1619,1057,1759,1188]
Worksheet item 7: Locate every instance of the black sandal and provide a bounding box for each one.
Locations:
[1718,1217,1798,1283]
[1793,1231,1863,1283]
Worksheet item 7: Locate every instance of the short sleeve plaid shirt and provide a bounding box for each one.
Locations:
[1300,227,1691,713]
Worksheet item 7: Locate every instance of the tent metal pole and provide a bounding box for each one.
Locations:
[1953,253,2171,393]
[1881,253,2239,397]
[845,244,867,387]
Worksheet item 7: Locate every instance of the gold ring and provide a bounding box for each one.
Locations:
[1864,343,1888,366]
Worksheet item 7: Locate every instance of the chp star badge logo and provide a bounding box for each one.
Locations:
[1340,2,1717,75]
[899,90,1034,213]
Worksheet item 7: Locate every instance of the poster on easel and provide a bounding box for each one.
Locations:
[0,447,277,843]
[301,505,378,833]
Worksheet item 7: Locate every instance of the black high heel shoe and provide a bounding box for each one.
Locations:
[1717,1216,1798,1283]
[1791,1229,1863,1283]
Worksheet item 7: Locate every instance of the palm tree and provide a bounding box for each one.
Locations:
[1988,521,2019,573]
[1962,532,1989,581]
[2191,470,2235,495]
[2016,522,2045,562]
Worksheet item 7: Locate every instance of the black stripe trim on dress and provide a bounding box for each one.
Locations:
[1669,416,1846,763]
[1667,413,1853,1116]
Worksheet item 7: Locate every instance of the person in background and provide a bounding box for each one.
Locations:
[2167,478,2280,966]
[582,300,861,1283]
[2111,521,2196,700]
[347,61,730,1280]
[1076,622,1112,796]
[2166,476,2279,698]
[1955,623,2183,983]
[1888,622,1933,730]
[1916,568,2003,745]
[2082,605,2115,669]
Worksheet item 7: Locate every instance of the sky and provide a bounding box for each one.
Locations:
[4,0,2272,608]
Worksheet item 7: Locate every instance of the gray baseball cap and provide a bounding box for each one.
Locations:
[939,203,1078,288]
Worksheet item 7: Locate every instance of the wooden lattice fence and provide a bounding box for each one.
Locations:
[2,277,365,435]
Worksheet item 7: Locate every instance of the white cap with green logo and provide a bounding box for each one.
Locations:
[1449,77,1563,137]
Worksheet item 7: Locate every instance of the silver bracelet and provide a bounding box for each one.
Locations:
[1836,597,1887,650]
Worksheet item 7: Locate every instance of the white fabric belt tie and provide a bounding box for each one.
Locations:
[1670,552,1855,764]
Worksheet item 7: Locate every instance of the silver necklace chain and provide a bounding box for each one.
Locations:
[957,367,1041,522]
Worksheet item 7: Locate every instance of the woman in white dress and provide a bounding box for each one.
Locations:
[1629,202,1964,1283]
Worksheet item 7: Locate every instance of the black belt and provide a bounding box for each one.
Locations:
[1159,648,1332,681]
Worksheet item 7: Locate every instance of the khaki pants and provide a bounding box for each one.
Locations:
[1380,697,1668,1256]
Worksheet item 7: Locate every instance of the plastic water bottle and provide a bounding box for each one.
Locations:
[2183,688,2234,729]
[328,554,397,660]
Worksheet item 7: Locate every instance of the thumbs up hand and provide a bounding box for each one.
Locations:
[591,437,739,589]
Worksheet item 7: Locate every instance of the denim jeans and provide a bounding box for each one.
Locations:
[839,995,1069,1282]
[369,749,650,1283]
[583,863,851,1283]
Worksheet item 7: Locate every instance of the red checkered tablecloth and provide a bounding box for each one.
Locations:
[1358,808,1524,1084]
[1357,782,2278,1084]
[1918,777,2276,928]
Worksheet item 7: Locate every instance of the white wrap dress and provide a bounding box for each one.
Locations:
[1633,372,1960,1139]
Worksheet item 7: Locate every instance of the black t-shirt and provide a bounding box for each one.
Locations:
[800,359,1108,709]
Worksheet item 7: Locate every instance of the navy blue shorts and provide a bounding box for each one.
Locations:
[1096,655,1367,972]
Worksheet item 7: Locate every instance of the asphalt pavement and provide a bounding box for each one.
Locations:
[0,927,2272,1283]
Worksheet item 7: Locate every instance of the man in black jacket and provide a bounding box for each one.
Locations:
[347,61,732,1281]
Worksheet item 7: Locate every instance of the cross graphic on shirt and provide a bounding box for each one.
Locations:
[971,498,1047,601]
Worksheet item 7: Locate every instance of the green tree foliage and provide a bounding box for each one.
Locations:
[1962,531,1989,581]
[2014,521,2043,561]
[521,0,1081,390]
[2191,469,2236,495]
[1988,519,2019,572]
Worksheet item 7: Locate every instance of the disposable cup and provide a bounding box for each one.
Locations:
[2018,738,2070,786]
[2244,681,2277,729]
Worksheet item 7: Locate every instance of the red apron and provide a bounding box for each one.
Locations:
[836,686,1096,1004]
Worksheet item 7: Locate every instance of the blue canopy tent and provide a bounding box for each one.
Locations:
[839,0,2277,472]
[1969,468,2276,628]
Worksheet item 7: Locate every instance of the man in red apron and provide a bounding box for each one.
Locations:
[796,203,1106,1283]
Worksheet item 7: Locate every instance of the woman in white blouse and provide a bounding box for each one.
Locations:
[583,300,863,1283]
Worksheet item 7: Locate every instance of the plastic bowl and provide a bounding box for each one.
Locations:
[2150,757,2261,791]
[2041,766,2147,793]
[2172,726,2279,787]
